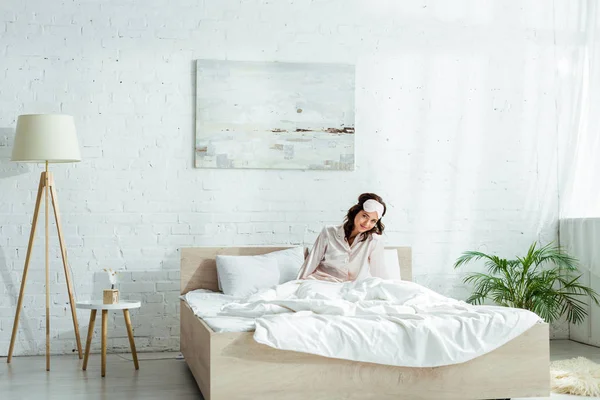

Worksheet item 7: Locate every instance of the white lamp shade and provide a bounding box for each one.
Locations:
[11,114,81,163]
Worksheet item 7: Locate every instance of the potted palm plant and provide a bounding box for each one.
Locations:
[454,242,600,324]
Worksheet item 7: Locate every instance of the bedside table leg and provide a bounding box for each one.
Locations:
[123,309,139,370]
[82,309,96,370]
[101,310,107,377]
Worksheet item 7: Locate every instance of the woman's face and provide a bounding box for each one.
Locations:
[354,210,379,233]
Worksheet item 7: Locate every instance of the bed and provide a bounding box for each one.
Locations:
[180,246,550,400]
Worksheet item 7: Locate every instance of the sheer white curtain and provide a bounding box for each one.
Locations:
[561,2,600,217]
[559,1,600,346]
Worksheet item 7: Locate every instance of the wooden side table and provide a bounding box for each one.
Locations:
[76,300,141,377]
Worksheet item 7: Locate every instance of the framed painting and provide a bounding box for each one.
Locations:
[195,59,355,170]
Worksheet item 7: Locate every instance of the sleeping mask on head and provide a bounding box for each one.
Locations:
[363,199,384,219]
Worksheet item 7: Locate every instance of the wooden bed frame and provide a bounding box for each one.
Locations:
[180,247,550,400]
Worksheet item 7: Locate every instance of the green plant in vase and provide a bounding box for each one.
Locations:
[454,242,600,324]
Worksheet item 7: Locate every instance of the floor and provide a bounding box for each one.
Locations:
[0,340,599,400]
[0,351,200,400]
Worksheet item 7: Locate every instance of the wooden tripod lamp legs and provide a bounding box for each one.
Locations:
[6,170,83,367]
[45,165,49,371]
[49,177,83,359]
[7,174,44,363]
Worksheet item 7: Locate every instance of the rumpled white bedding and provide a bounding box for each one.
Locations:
[218,277,543,367]
[181,290,255,332]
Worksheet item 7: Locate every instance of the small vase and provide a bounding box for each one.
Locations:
[103,289,119,304]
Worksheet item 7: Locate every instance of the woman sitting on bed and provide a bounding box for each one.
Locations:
[296,192,386,283]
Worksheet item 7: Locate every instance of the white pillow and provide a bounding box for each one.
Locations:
[217,247,305,292]
[216,254,279,297]
[382,249,402,280]
[268,247,305,284]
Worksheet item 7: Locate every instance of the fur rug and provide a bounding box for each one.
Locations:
[550,357,600,397]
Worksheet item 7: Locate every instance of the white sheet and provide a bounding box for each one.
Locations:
[181,290,255,333]
[219,277,542,367]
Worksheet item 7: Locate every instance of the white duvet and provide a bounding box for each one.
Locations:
[219,277,542,367]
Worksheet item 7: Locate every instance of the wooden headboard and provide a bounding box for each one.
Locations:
[180,246,412,295]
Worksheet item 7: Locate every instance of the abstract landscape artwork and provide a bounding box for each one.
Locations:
[195,59,355,170]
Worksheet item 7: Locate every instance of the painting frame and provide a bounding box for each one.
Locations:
[194,59,356,171]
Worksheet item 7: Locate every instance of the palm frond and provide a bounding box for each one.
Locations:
[529,291,562,322]
[532,242,579,271]
[454,242,599,325]
[466,293,488,305]
[454,251,501,270]
[463,272,490,285]
[559,295,590,325]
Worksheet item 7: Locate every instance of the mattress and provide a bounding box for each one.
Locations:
[181,289,255,332]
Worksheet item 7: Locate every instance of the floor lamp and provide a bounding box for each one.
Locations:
[7,114,83,370]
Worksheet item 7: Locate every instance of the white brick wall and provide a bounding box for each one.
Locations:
[0,0,583,355]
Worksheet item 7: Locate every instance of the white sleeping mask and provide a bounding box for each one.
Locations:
[363,199,384,219]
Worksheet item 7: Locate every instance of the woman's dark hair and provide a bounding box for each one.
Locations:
[343,193,386,243]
